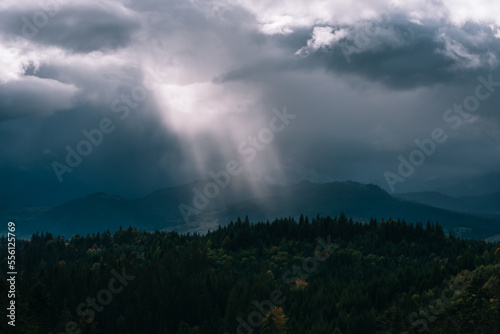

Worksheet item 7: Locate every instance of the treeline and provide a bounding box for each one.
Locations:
[1,214,499,333]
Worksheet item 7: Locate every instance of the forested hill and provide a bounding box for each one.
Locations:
[4,180,500,240]
[1,214,500,334]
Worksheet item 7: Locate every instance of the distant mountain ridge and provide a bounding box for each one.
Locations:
[397,191,500,216]
[420,172,500,197]
[2,179,499,240]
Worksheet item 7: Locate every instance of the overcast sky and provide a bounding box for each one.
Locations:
[1,0,500,205]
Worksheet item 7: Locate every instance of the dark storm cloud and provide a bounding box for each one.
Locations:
[0,1,142,122]
[0,3,141,53]
[207,6,500,196]
[1,0,500,207]
[0,98,201,205]
[0,75,78,121]
[218,18,500,89]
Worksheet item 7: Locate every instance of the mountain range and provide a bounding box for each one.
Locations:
[397,191,500,216]
[2,178,499,240]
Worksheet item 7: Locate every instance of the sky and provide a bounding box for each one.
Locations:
[1,0,500,206]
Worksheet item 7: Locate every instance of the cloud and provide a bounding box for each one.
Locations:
[436,33,496,70]
[0,41,78,120]
[234,0,500,36]
[0,0,141,53]
[295,27,349,56]
[0,76,78,121]
[0,0,499,206]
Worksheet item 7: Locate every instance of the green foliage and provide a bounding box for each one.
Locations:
[0,215,499,333]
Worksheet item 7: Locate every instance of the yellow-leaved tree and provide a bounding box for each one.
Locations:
[260,306,288,334]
